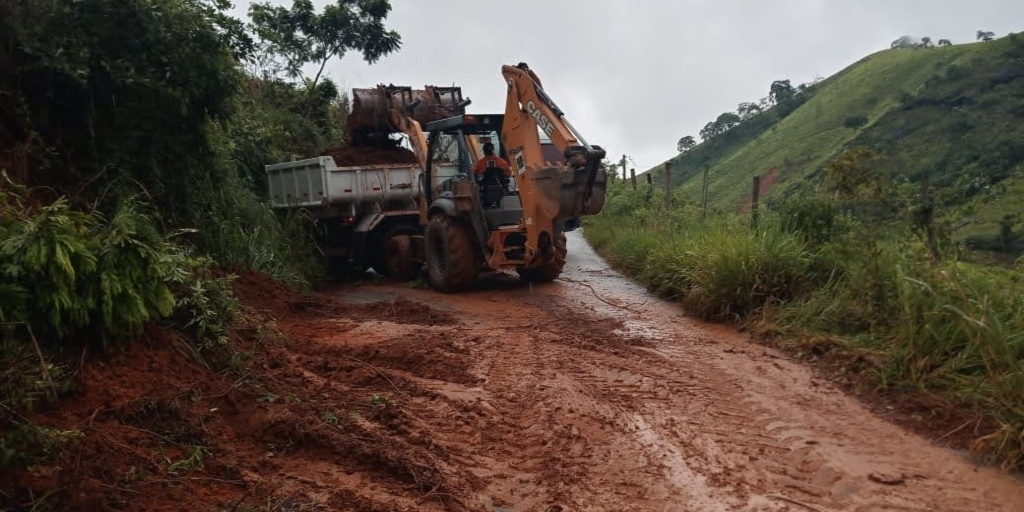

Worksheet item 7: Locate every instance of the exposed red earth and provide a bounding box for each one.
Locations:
[4,234,1023,511]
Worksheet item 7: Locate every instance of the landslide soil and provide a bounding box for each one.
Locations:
[320,143,418,167]
[5,236,1024,511]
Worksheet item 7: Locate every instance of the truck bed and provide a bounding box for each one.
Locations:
[266,156,422,209]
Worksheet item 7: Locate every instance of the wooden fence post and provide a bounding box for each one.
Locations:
[630,168,636,189]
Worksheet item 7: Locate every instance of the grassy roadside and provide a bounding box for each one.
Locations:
[583,180,1024,471]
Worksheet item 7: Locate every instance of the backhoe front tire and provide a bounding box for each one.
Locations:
[517,231,567,283]
[425,213,478,292]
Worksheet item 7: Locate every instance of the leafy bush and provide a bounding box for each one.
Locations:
[1,180,243,347]
[1,197,168,344]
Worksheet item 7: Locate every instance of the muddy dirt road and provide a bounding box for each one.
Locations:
[323,230,1024,512]
[10,229,1023,512]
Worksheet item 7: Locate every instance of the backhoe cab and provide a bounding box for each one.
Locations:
[418,63,608,292]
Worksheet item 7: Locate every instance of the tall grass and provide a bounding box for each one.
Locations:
[585,180,1024,470]
[191,129,325,290]
[587,194,821,322]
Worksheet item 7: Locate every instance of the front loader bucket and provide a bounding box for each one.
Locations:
[349,85,470,134]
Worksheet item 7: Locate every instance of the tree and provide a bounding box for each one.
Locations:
[699,112,741,141]
[938,38,952,47]
[921,36,933,48]
[249,0,402,92]
[737,102,761,120]
[0,0,242,222]
[977,30,995,42]
[769,79,795,105]
[890,35,920,49]
[677,135,696,153]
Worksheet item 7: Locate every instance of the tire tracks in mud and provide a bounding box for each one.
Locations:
[342,231,1024,512]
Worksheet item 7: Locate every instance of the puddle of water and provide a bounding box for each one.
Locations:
[334,288,401,304]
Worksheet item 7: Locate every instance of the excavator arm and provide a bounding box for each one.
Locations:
[501,62,607,217]
[499,62,607,263]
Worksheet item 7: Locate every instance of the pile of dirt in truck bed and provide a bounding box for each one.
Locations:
[0,269,477,512]
[321,143,418,167]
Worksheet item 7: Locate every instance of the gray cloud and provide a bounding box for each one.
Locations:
[233,0,1024,174]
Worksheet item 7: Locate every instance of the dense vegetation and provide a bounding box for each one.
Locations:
[0,0,400,477]
[658,34,1024,261]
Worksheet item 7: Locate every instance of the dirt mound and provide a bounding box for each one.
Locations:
[321,143,418,167]
[1,271,481,512]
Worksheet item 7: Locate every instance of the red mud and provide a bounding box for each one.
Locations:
[4,247,1024,511]
[320,144,418,167]
[1,270,469,512]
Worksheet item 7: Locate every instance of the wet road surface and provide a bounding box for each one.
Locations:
[325,230,1024,511]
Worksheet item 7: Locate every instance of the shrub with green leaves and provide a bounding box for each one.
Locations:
[0,178,242,350]
[1,193,174,345]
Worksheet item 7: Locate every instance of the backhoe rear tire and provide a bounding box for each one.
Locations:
[425,213,478,292]
[517,231,567,284]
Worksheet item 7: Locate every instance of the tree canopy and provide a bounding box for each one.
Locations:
[769,80,795,105]
[248,0,402,90]
[700,112,741,141]
[677,136,696,153]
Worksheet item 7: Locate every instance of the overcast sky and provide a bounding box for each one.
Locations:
[232,0,1024,174]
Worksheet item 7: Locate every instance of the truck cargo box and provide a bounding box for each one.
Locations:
[266,156,422,209]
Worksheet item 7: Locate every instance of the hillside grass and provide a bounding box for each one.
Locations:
[658,35,1024,253]
[584,179,1024,471]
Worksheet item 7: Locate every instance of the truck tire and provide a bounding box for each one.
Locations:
[425,213,478,292]
[378,224,419,282]
[517,231,567,283]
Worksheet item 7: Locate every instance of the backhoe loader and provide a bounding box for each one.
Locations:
[416,63,607,291]
[267,62,607,292]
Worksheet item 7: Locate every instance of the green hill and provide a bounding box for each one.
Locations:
[653,34,1024,252]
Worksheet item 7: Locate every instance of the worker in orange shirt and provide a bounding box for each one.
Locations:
[472,142,512,178]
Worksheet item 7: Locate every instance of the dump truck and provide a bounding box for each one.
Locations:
[265,85,469,280]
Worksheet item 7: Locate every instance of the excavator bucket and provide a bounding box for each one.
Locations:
[531,146,609,220]
[348,85,470,134]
